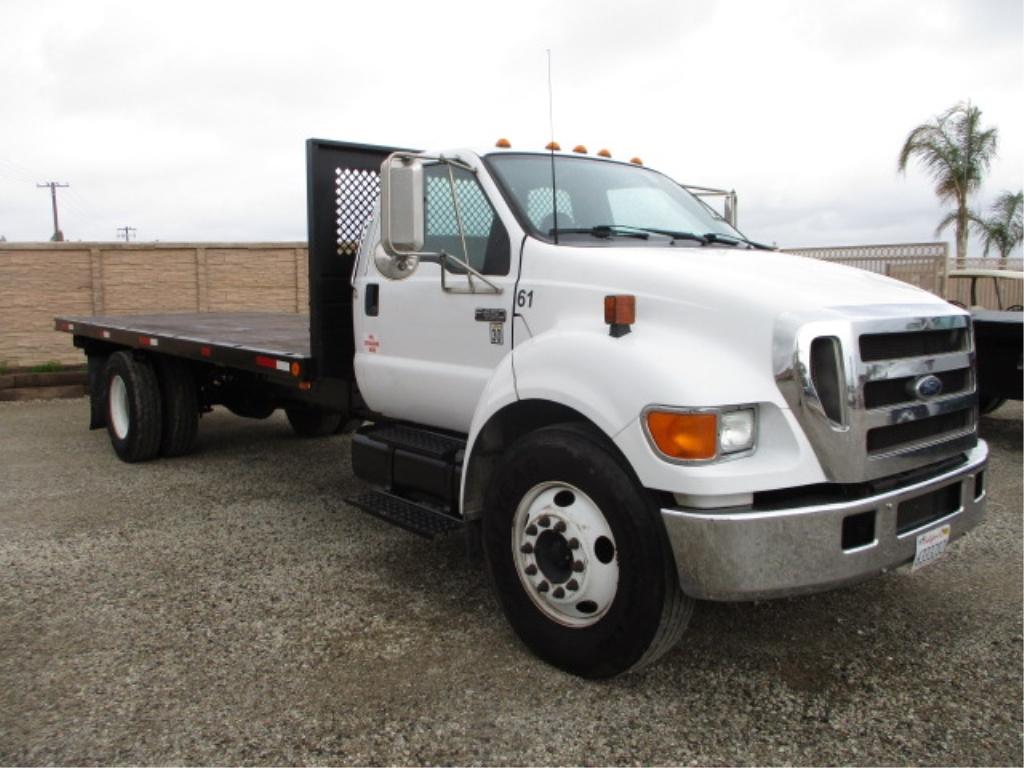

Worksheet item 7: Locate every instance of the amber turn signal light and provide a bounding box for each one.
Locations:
[604,294,635,338]
[646,411,718,461]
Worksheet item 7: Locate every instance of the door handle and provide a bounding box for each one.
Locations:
[365,283,379,316]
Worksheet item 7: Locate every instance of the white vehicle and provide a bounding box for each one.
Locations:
[58,139,988,678]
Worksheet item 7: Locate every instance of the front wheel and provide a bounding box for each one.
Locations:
[483,424,693,678]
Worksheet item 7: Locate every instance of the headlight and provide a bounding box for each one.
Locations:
[644,405,758,463]
[719,408,756,454]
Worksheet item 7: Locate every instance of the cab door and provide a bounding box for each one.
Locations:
[353,162,516,433]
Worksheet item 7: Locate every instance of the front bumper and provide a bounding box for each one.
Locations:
[661,443,988,601]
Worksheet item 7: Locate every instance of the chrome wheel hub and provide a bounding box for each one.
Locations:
[512,482,619,628]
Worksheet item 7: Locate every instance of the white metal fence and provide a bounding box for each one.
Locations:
[784,242,949,296]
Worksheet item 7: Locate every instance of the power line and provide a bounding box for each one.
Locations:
[36,181,69,241]
[116,225,136,242]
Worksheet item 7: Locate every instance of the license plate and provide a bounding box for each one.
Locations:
[912,524,951,572]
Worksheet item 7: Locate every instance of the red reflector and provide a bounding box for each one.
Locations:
[200,346,212,358]
[254,355,276,369]
[604,294,636,326]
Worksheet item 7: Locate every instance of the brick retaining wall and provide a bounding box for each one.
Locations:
[0,243,308,368]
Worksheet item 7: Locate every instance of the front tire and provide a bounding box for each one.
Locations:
[483,423,693,678]
[104,351,162,463]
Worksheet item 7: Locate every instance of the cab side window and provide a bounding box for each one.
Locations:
[424,164,510,275]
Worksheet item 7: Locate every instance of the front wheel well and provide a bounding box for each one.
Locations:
[462,399,633,520]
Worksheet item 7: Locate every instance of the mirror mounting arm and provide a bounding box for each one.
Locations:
[439,251,503,295]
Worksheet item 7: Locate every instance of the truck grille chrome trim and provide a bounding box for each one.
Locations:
[774,306,977,482]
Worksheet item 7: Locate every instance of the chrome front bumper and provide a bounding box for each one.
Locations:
[661,443,988,601]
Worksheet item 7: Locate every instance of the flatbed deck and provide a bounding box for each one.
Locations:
[55,312,313,383]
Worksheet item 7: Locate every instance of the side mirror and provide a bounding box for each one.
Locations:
[380,154,424,256]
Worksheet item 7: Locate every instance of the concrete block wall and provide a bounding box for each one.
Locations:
[0,243,308,368]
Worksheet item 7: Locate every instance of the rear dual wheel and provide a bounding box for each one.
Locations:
[483,423,693,678]
[105,352,163,463]
[105,352,198,462]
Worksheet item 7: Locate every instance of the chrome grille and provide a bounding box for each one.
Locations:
[775,307,977,482]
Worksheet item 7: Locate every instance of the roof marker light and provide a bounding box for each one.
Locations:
[597,149,612,158]
[495,138,511,148]
[545,141,561,151]
[630,157,644,166]
[573,145,588,154]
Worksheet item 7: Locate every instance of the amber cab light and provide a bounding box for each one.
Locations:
[545,141,561,151]
[495,138,511,148]
[604,294,635,325]
[604,294,636,337]
[646,411,718,461]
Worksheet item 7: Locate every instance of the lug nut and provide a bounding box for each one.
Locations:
[553,587,565,598]
[566,579,579,591]
[525,564,537,576]
[537,580,550,593]
[554,520,567,533]
[538,515,551,528]
[526,524,538,536]
[520,543,533,554]
[572,560,584,573]
[568,538,580,550]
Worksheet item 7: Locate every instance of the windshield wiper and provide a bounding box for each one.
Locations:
[551,224,709,245]
[551,224,650,240]
[703,232,774,250]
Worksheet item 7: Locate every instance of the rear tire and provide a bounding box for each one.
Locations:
[285,405,343,437]
[104,351,162,463]
[483,423,693,678]
[155,357,199,457]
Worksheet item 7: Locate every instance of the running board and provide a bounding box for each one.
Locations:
[347,490,464,539]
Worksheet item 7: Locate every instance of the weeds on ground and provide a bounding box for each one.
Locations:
[28,361,65,373]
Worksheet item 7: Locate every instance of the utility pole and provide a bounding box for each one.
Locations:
[36,181,69,241]
[116,226,137,243]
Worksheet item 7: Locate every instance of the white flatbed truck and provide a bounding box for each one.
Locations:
[57,139,988,678]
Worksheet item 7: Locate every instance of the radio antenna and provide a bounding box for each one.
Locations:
[547,49,559,245]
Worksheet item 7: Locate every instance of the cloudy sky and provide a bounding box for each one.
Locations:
[1,0,1021,255]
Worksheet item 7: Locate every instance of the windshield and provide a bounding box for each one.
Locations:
[486,153,744,244]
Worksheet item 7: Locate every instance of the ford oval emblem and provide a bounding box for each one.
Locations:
[913,374,944,400]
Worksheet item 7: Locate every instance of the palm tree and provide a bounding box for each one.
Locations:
[898,101,998,261]
[971,190,1023,262]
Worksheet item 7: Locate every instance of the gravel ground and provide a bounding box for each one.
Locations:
[0,398,1020,766]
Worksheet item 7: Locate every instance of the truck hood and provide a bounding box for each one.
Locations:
[573,244,947,314]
